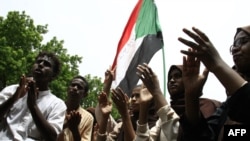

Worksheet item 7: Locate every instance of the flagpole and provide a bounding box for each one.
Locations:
[161,45,167,97]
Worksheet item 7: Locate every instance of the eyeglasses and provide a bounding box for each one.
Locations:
[230,37,250,54]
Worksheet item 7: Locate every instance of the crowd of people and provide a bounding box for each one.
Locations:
[1,24,250,141]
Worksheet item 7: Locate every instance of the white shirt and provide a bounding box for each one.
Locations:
[0,84,67,141]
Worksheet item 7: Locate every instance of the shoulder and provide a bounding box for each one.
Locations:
[79,107,94,121]
[199,98,222,119]
[199,98,221,108]
[46,91,65,104]
[1,84,19,93]
[0,84,19,103]
[41,91,66,110]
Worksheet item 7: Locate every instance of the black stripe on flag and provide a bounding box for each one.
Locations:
[117,31,163,96]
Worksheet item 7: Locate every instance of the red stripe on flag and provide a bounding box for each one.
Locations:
[111,0,143,70]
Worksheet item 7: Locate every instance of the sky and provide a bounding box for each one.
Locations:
[1,0,250,102]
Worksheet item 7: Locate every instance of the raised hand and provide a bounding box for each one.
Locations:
[67,111,82,132]
[179,27,246,96]
[103,67,116,95]
[111,87,129,117]
[0,75,31,120]
[136,63,162,96]
[178,27,223,72]
[98,91,112,118]
[27,80,39,107]
[104,67,115,83]
[136,63,167,111]
[139,86,153,106]
[111,87,135,141]
[14,75,29,100]
[182,49,209,97]
[96,91,112,136]
[182,50,209,125]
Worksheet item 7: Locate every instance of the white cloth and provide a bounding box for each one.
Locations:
[0,84,67,141]
[134,105,180,141]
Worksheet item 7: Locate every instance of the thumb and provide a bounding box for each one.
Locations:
[202,67,209,80]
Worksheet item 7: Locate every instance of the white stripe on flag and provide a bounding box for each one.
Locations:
[112,25,144,88]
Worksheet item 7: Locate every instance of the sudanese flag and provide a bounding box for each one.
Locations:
[111,0,164,96]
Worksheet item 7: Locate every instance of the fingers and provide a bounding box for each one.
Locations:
[183,27,210,47]
[179,27,211,57]
[67,111,81,124]
[111,88,128,115]
[69,111,81,118]
[19,74,26,86]
[27,80,39,106]
[178,37,200,50]
[124,94,129,102]
[182,48,202,76]
[183,56,187,72]
[202,67,209,80]
[182,28,205,47]
[188,49,200,73]
[105,69,112,79]
[27,81,35,93]
[105,67,116,81]
[136,63,155,84]
[111,87,126,103]
[192,27,209,42]
[180,49,203,57]
[105,69,110,76]
[98,91,107,101]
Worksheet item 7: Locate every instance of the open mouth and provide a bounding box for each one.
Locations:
[169,85,177,89]
[69,90,80,96]
[131,104,139,108]
[34,69,42,74]
[233,55,242,61]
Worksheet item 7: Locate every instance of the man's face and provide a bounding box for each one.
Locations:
[67,78,86,102]
[130,86,141,112]
[32,55,54,82]
[167,69,184,96]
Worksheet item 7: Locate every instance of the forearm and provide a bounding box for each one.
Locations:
[98,116,109,134]
[29,104,57,141]
[153,93,167,111]
[71,128,81,141]
[185,92,200,125]
[211,61,246,96]
[138,104,149,125]
[122,113,135,141]
[103,81,112,96]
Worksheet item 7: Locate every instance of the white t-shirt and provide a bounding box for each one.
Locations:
[0,84,67,141]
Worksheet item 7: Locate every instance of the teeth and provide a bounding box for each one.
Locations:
[35,70,42,73]
[170,85,177,88]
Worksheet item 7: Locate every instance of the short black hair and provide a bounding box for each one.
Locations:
[71,75,89,94]
[36,51,61,79]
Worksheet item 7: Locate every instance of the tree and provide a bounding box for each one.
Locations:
[83,74,120,120]
[0,11,43,89]
[82,74,102,108]
[0,11,121,120]
[0,11,81,99]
